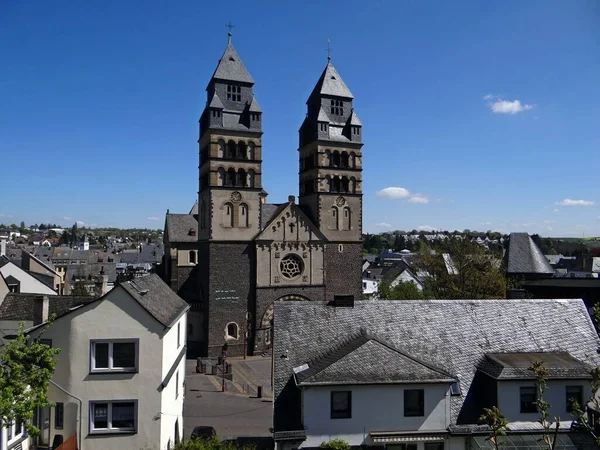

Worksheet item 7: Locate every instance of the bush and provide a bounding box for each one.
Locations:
[320,439,351,450]
[173,437,255,450]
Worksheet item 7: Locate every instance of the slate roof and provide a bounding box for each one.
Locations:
[210,43,254,84]
[208,93,224,109]
[294,330,455,386]
[260,203,285,230]
[348,109,362,126]
[248,97,261,113]
[166,214,198,243]
[317,107,329,122]
[0,293,95,321]
[273,299,600,431]
[477,352,593,380]
[189,201,199,215]
[309,62,354,100]
[505,233,554,275]
[120,274,189,328]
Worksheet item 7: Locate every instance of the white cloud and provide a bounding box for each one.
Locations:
[408,194,429,204]
[76,220,85,226]
[479,222,492,226]
[376,187,410,199]
[543,220,555,224]
[146,216,161,221]
[417,225,438,232]
[483,94,494,100]
[556,199,595,206]
[374,222,392,228]
[490,99,534,114]
[63,216,72,221]
[0,213,13,218]
[575,224,591,230]
[553,209,560,213]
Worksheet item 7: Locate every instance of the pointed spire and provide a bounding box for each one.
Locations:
[308,62,354,101]
[209,41,254,84]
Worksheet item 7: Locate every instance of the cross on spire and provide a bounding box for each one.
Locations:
[226,21,234,43]
[326,38,332,62]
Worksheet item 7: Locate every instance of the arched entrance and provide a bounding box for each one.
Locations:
[258,295,309,349]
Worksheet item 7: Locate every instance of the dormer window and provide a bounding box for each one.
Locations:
[251,113,260,121]
[212,110,221,118]
[353,126,360,135]
[330,99,344,115]
[320,123,327,132]
[188,228,196,236]
[227,85,241,102]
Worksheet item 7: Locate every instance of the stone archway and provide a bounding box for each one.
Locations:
[259,295,309,348]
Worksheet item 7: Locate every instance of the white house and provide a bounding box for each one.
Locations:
[19,274,189,450]
[273,299,600,450]
[0,256,57,296]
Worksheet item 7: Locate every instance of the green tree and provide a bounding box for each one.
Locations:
[59,229,70,246]
[320,439,351,450]
[0,323,60,436]
[71,269,90,296]
[173,437,255,450]
[478,406,508,450]
[531,361,560,450]
[19,221,26,234]
[377,281,424,300]
[416,238,507,299]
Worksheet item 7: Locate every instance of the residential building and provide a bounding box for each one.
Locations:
[19,274,189,450]
[504,233,554,279]
[0,256,57,296]
[166,35,364,357]
[273,299,600,450]
[21,250,62,293]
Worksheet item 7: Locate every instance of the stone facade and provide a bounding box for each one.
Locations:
[163,38,364,357]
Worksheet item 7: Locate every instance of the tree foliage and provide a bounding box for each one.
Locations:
[530,361,560,450]
[478,406,508,450]
[0,323,60,436]
[415,239,507,299]
[377,281,424,300]
[173,437,255,450]
[320,439,351,450]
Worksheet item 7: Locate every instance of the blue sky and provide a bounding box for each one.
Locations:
[1,1,599,236]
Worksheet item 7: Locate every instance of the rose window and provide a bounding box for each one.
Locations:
[280,254,303,279]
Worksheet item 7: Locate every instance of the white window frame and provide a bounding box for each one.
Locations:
[5,420,25,446]
[90,339,139,373]
[89,400,138,434]
[225,322,239,340]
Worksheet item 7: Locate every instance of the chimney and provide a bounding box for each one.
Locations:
[1,239,6,257]
[333,295,355,308]
[33,295,49,325]
[95,275,108,297]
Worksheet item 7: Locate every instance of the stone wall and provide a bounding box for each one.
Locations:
[324,242,363,302]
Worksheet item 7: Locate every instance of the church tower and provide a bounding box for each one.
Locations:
[197,33,262,356]
[298,58,363,301]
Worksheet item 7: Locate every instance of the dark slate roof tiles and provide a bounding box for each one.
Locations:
[478,352,593,380]
[0,293,96,321]
[273,299,600,431]
[309,62,354,100]
[506,233,554,274]
[166,214,198,243]
[210,43,254,84]
[120,274,189,328]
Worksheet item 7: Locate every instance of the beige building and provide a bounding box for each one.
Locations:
[21,274,189,450]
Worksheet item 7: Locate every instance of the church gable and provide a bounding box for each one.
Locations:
[255,202,327,243]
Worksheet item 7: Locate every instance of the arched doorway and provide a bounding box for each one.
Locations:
[258,295,309,349]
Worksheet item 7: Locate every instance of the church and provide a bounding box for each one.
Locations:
[163,34,364,357]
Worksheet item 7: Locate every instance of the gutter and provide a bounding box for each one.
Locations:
[49,379,83,450]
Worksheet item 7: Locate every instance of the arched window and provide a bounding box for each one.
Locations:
[248,141,255,160]
[341,152,349,168]
[217,168,226,187]
[217,139,225,158]
[237,141,247,160]
[324,175,331,192]
[331,176,341,193]
[332,151,341,168]
[239,203,249,228]
[189,251,196,264]
[325,150,332,167]
[341,176,350,193]
[226,140,236,159]
[226,322,239,340]
[237,169,247,187]
[349,177,356,194]
[343,207,351,230]
[225,168,236,187]
[248,169,255,188]
[224,203,234,227]
[331,207,339,230]
[350,152,356,168]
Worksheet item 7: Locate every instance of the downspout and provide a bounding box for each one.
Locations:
[49,380,82,450]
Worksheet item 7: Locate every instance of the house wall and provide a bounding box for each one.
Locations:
[31,286,171,450]
[0,263,57,295]
[160,313,187,450]
[300,384,450,448]
[497,379,592,422]
[391,271,423,290]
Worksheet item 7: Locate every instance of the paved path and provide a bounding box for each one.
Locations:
[183,358,273,441]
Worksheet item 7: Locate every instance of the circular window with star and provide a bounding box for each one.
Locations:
[279,254,304,280]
